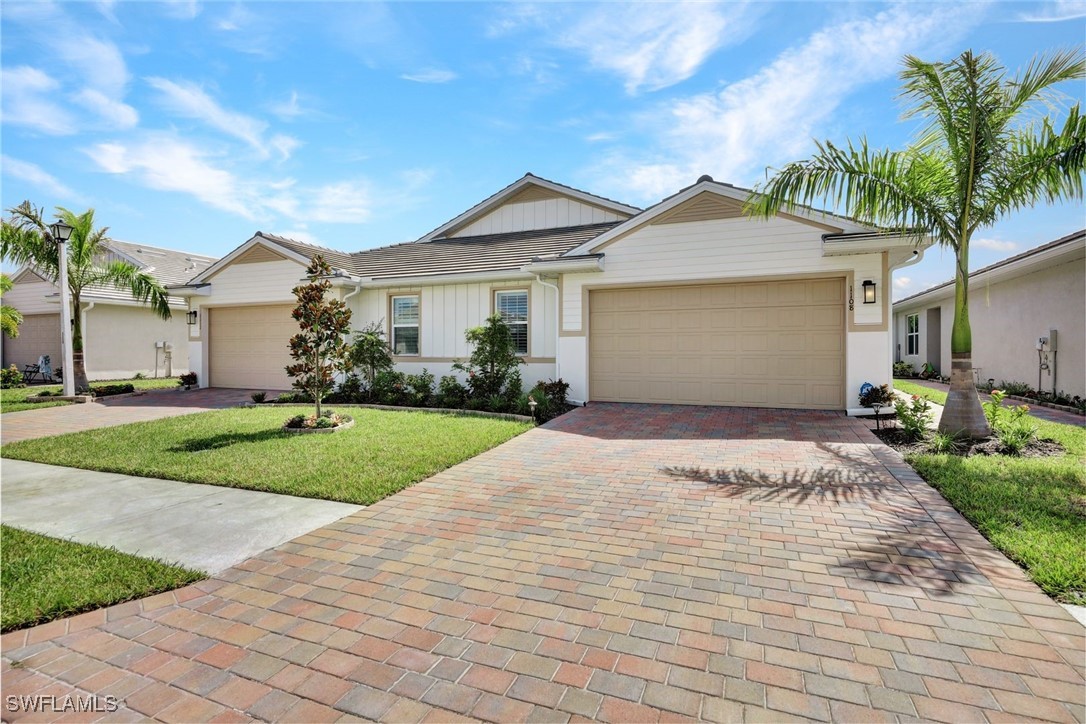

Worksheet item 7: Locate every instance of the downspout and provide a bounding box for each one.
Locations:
[889,250,925,374]
[80,302,95,380]
[340,280,364,381]
[533,274,561,382]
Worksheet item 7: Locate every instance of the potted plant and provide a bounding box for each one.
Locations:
[859,383,895,429]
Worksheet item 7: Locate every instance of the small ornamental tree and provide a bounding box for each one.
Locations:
[349,320,393,391]
[453,313,524,401]
[285,255,352,419]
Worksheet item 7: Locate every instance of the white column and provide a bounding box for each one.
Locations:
[57,240,75,396]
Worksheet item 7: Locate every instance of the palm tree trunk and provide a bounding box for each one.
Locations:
[71,295,90,393]
[939,252,990,438]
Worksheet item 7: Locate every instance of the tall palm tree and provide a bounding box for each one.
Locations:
[748,49,1085,438]
[1,203,172,392]
[0,273,23,338]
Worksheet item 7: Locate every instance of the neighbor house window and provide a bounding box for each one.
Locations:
[495,289,528,355]
[906,314,919,356]
[391,295,420,355]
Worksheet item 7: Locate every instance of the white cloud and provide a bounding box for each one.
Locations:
[894,276,912,290]
[73,89,138,129]
[55,36,129,98]
[0,155,83,201]
[587,4,981,201]
[971,238,1018,252]
[84,134,372,224]
[147,77,299,160]
[270,90,303,120]
[162,0,201,20]
[1018,0,1086,21]
[586,132,617,143]
[270,228,320,245]
[400,68,458,84]
[893,276,916,300]
[0,66,75,135]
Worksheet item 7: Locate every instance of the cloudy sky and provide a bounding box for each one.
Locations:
[1,1,1083,298]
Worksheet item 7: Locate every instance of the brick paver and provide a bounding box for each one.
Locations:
[2,403,1083,722]
[0,387,264,444]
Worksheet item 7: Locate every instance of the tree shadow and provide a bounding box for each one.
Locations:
[659,464,884,506]
[168,429,288,452]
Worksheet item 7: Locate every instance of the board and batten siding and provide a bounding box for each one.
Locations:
[2,277,58,315]
[450,199,625,238]
[351,278,558,360]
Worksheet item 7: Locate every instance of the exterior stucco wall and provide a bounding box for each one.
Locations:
[894,246,1085,397]
[559,215,891,407]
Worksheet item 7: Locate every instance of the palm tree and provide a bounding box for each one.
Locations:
[748,49,1085,438]
[0,273,23,338]
[1,203,172,392]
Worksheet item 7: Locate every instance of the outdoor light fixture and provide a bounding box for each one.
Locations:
[186,310,199,326]
[862,279,877,304]
[50,221,76,397]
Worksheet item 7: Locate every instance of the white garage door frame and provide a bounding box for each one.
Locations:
[583,273,851,410]
[205,302,297,390]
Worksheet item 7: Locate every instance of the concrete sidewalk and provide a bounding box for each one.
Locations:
[0,459,362,574]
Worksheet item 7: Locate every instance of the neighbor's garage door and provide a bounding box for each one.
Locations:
[209,305,295,390]
[589,279,845,409]
[2,313,61,374]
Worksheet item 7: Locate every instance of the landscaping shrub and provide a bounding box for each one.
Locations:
[133,372,146,380]
[435,375,468,409]
[178,372,197,387]
[349,322,393,391]
[894,395,933,442]
[858,383,894,408]
[404,370,435,407]
[453,314,524,404]
[928,431,964,454]
[892,361,914,378]
[984,389,1038,454]
[250,391,267,403]
[1,365,25,389]
[329,374,364,404]
[516,378,572,422]
[276,391,311,403]
[91,383,134,397]
[372,369,408,406]
[997,380,1032,396]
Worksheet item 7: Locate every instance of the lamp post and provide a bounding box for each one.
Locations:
[50,221,75,396]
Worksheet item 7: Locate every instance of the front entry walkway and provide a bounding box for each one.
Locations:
[3,404,1083,722]
[0,388,260,444]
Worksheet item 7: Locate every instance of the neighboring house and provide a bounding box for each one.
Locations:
[174,173,929,412]
[893,230,1085,398]
[2,240,217,381]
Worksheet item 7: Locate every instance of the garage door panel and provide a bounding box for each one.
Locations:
[589,279,844,409]
[2,314,61,373]
[210,305,295,390]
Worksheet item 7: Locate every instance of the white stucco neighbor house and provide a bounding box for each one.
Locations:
[893,229,1085,399]
[172,174,931,412]
[2,240,217,381]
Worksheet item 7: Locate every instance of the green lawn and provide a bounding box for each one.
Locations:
[1,377,180,414]
[1,525,203,632]
[893,379,1086,604]
[1,407,533,505]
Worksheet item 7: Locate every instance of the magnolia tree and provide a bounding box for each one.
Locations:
[286,256,352,419]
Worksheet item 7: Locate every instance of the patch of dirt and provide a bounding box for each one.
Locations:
[871,427,1065,458]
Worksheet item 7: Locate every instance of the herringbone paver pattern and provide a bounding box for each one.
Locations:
[2,404,1083,722]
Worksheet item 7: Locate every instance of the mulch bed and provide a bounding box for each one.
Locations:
[872,427,1065,458]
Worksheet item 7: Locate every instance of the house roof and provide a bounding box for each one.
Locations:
[894,229,1086,308]
[415,173,641,242]
[255,223,620,281]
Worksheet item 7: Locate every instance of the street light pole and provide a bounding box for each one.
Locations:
[50,221,75,397]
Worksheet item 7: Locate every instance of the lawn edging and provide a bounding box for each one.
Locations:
[247,401,536,424]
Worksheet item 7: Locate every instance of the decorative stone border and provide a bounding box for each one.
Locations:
[281,416,356,434]
[1003,394,1084,416]
[25,394,94,404]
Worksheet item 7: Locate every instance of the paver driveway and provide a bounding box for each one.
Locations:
[3,404,1083,722]
[0,388,261,444]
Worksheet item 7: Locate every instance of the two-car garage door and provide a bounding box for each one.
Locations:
[208,305,295,390]
[589,279,845,409]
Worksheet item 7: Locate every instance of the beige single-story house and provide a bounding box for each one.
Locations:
[893,230,1085,398]
[173,174,930,412]
[2,240,217,381]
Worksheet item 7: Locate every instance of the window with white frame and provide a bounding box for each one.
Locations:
[391,295,420,355]
[495,289,528,355]
[906,313,919,356]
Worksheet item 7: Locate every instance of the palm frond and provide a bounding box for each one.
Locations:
[92,261,173,321]
[1,202,59,274]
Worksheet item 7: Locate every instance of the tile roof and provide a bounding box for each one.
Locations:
[256,223,619,281]
[106,239,217,285]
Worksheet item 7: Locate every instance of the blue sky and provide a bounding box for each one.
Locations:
[1,1,1083,299]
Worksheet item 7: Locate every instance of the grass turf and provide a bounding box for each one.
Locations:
[1,377,180,414]
[1,525,203,632]
[893,379,1086,604]
[1,406,533,505]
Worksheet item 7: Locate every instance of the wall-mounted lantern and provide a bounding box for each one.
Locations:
[186,310,199,326]
[862,279,877,304]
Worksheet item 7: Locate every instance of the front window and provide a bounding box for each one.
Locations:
[906,314,919,356]
[391,295,420,355]
[495,289,528,356]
